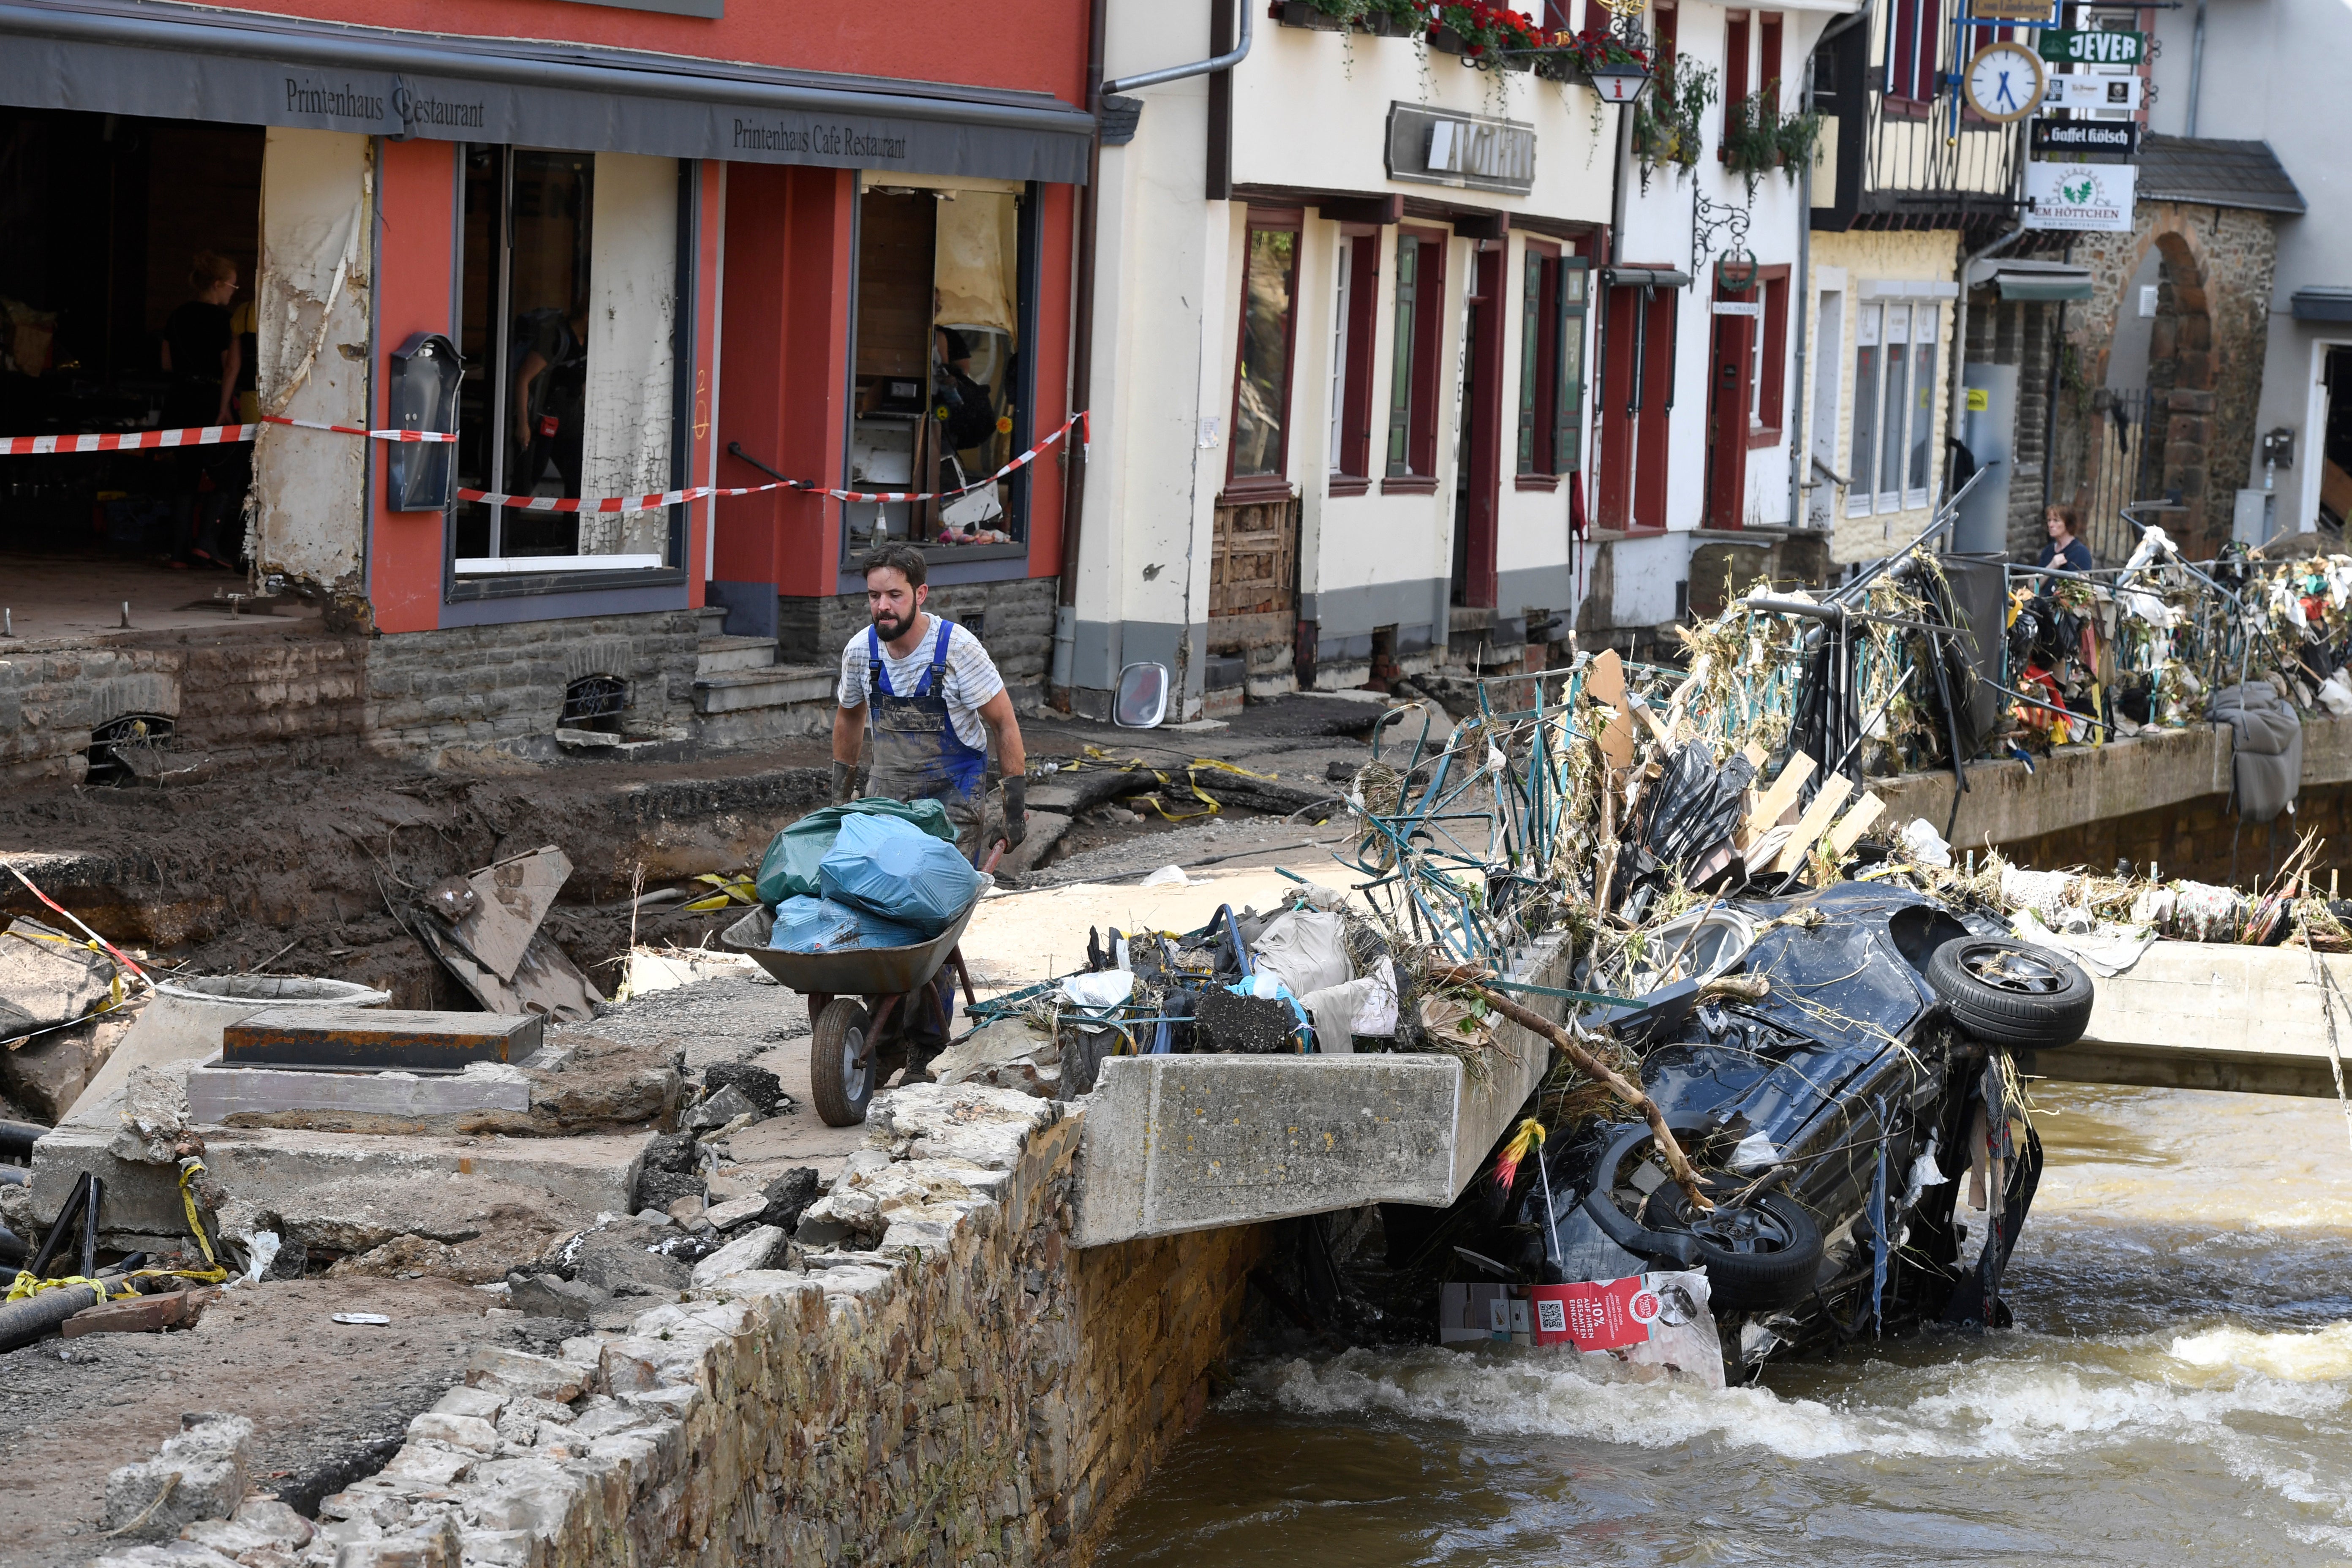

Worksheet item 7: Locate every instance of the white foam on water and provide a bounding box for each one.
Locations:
[1250,1338,2352,1467]
[2170,1323,2352,1382]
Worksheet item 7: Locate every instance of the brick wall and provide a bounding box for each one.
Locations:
[129,1085,1276,1568]
[363,612,702,757]
[782,577,1059,709]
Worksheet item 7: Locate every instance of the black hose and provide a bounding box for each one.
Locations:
[0,1223,22,1267]
[0,1277,104,1354]
[0,1120,44,1161]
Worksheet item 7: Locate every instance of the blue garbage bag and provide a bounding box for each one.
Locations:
[818,813,983,937]
[753,797,958,906]
[767,895,928,954]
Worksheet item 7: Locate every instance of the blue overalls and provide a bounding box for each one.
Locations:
[864,617,990,830]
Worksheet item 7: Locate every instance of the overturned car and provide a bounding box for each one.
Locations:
[1433,876,2095,1377]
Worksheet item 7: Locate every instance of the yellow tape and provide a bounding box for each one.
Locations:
[4,1270,114,1305]
[180,1161,219,1272]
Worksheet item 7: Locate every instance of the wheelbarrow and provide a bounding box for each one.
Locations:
[721,891,983,1127]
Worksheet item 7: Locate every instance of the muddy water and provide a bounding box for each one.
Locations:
[1096,1084,2352,1566]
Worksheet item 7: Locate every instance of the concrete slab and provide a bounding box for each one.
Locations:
[186,1062,531,1124]
[31,1098,647,1237]
[2026,939,2352,1099]
[1070,931,1565,1248]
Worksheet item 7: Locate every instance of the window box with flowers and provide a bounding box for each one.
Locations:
[1422,1,1543,69]
[1630,54,1715,181]
[1273,0,1419,36]
[1533,25,1654,95]
[1719,88,1824,193]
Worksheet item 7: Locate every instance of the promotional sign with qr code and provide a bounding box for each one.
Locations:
[1529,1273,1705,1351]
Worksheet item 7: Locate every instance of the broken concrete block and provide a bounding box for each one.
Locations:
[339,1511,467,1568]
[182,1500,316,1562]
[700,1061,784,1112]
[701,1193,768,1231]
[101,1413,254,1541]
[640,1131,696,1174]
[689,1223,784,1288]
[110,1059,194,1164]
[507,1272,607,1320]
[381,1443,476,1487]
[0,1015,98,1123]
[684,1082,758,1133]
[0,917,114,1037]
[61,1286,215,1338]
[637,1168,704,1212]
[430,1384,506,1423]
[657,1187,706,1225]
[550,1228,689,1297]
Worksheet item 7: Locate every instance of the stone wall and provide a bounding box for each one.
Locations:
[0,632,370,789]
[780,577,1059,710]
[116,1086,1274,1568]
[363,612,703,759]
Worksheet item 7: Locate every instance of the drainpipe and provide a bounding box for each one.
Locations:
[1944,219,2023,547]
[1054,0,1256,697]
[1789,4,1873,538]
[2186,0,2207,136]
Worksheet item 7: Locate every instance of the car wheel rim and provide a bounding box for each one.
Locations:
[843,1026,868,1095]
[1960,943,2068,995]
[1686,1202,1795,1255]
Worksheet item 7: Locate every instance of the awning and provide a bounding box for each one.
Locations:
[1604,266,1693,289]
[0,0,1092,185]
[2292,289,2352,324]
[1965,259,2094,303]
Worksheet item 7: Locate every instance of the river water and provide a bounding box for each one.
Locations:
[1096,1083,2352,1566]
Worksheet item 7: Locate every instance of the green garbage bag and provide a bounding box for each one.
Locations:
[754,796,959,906]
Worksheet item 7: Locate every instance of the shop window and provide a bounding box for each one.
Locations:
[1228,211,1302,486]
[846,180,1036,560]
[1329,233,1380,490]
[1906,310,1939,506]
[452,147,688,580]
[1517,250,1589,477]
[1386,229,1448,485]
[1848,305,1879,517]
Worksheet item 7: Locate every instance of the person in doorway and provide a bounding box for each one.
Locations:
[2037,505,2093,577]
[159,251,243,568]
[832,543,1028,864]
[510,299,590,498]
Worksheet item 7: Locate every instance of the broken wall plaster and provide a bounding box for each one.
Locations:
[252,128,374,609]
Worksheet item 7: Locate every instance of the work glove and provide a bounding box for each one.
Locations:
[830,759,856,806]
[1002,775,1028,848]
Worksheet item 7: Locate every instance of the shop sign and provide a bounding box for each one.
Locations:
[2031,118,2141,158]
[1386,103,1538,195]
[2037,29,2146,65]
[2047,73,2143,112]
[1968,0,2056,23]
[2024,161,2137,232]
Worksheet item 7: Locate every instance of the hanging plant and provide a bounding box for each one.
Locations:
[1631,54,1715,186]
[1723,82,1823,196]
[1423,0,1545,68]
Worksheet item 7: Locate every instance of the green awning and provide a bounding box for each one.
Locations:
[1995,276,2095,302]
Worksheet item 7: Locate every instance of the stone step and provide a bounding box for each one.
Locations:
[696,635,780,676]
[691,663,838,714]
[693,604,730,637]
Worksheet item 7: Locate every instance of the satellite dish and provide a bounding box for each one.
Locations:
[1113,663,1170,728]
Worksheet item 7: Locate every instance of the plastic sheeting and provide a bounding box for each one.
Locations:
[753,798,958,906]
[1248,909,1351,999]
[819,813,983,936]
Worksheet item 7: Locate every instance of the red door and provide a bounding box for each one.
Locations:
[1456,245,1506,608]
[1705,282,1758,528]
[1595,283,1641,529]
[1632,288,1676,529]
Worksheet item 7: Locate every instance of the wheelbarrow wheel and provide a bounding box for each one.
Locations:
[811,998,877,1127]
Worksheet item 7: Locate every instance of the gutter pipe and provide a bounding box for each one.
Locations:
[1101,0,1256,96]
[1947,220,2026,453]
[2186,0,2207,136]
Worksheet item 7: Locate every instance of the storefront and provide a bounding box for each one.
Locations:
[1070,2,1616,716]
[0,0,1087,703]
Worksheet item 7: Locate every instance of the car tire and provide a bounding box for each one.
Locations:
[809,998,877,1127]
[1925,936,2093,1048]
[1653,1189,1824,1311]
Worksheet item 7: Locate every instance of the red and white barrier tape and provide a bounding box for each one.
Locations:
[0,411,1091,517]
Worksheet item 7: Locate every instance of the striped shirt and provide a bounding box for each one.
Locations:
[837,615,1004,750]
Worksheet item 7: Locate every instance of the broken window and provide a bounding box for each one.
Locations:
[1229,214,1301,483]
[452,146,686,579]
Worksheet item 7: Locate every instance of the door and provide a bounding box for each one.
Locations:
[1706,282,1759,528]
[1452,245,1506,608]
[1632,287,1677,529]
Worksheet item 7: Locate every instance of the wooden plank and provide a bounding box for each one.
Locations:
[1737,752,1814,854]
[1824,792,1886,860]
[1770,773,1854,875]
[1598,712,1636,771]
[445,846,570,983]
[223,1007,543,1073]
[1585,648,1626,711]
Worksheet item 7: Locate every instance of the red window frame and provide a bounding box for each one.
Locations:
[1750,264,1791,448]
[1655,0,1678,68]
[1726,9,1751,108]
[1383,226,1449,492]
[1887,0,1942,111]
[1225,205,1305,494]
[1759,11,1784,107]
[1332,231,1381,495]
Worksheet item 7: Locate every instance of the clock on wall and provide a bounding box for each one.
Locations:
[1964,41,2046,122]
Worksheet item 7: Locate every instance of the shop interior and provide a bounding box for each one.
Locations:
[846,179,1028,563]
[0,107,297,640]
